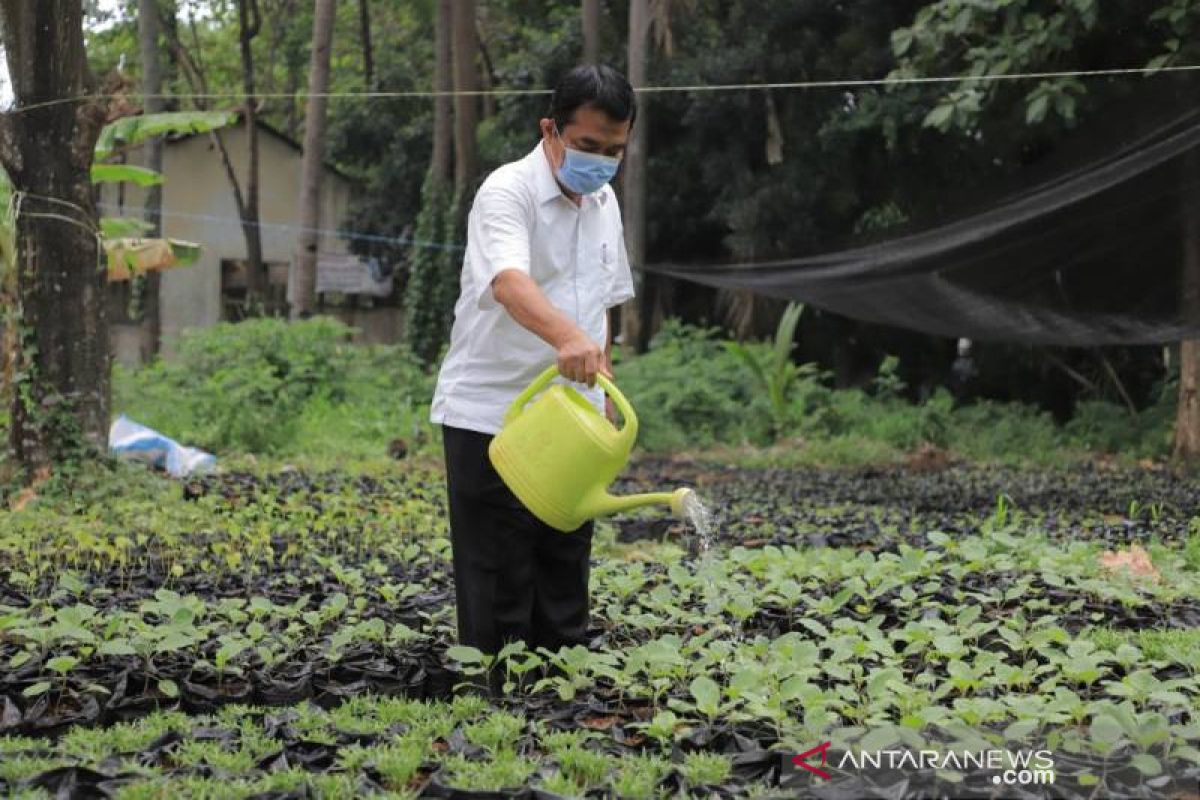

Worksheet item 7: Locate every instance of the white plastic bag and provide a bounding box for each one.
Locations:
[108,414,216,478]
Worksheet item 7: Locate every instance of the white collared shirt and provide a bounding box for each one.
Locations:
[430,140,636,435]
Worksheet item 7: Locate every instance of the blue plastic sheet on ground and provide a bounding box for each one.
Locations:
[108,414,216,478]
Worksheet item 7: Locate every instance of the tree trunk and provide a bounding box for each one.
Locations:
[432,0,453,184]
[137,0,164,362]
[0,0,109,479]
[451,0,479,198]
[290,0,336,320]
[237,0,266,308]
[621,0,648,351]
[358,0,374,89]
[477,27,497,120]
[1173,153,1200,464]
[401,0,455,361]
[285,58,301,141]
[582,0,601,63]
[1172,341,1199,462]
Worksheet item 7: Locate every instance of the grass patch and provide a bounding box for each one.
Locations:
[1085,627,1200,664]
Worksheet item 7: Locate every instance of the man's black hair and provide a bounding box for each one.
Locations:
[548,64,637,131]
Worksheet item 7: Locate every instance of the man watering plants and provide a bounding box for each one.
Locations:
[430,65,637,671]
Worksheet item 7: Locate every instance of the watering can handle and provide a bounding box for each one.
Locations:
[503,365,639,444]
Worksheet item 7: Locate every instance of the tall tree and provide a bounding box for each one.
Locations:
[431,0,454,185]
[451,0,479,197]
[619,0,692,351]
[621,0,649,351]
[402,0,456,363]
[290,0,336,320]
[582,0,601,64]
[432,0,480,351]
[0,0,109,478]
[1175,153,1200,462]
[137,0,164,361]
[236,0,267,306]
[359,0,375,89]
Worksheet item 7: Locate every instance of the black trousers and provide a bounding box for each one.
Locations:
[442,425,594,657]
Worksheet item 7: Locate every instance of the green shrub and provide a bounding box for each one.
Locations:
[614,321,770,451]
[1063,399,1173,458]
[114,316,434,456]
[723,302,806,436]
[613,319,1177,464]
[945,400,1064,464]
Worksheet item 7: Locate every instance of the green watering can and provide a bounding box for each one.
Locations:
[488,365,694,532]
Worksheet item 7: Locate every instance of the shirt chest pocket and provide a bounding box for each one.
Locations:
[582,236,617,298]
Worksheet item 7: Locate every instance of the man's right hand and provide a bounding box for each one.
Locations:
[491,269,609,387]
[557,329,606,387]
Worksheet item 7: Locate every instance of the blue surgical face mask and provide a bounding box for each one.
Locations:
[553,125,621,195]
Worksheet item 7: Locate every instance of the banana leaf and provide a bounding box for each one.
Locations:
[100,217,155,239]
[90,164,165,187]
[95,110,237,161]
[105,237,201,282]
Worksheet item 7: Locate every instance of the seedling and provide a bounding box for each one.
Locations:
[464,711,526,755]
[679,751,732,787]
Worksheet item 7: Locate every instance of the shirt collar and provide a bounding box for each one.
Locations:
[529,140,607,207]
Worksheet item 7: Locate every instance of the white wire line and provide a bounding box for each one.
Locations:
[5,62,1200,116]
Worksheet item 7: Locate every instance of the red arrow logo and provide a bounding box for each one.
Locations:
[792,741,832,780]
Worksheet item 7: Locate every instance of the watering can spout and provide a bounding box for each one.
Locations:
[589,487,695,520]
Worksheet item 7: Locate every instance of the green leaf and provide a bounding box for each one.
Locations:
[1146,53,1174,73]
[446,645,486,665]
[891,28,914,57]
[1053,92,1076,123]
[99,217,154,239]
[46,656,78,675]
[1025,94,1049,125]
[1148,690,1191,707]
[496,640,527,662]
[923,104,955,131]
[859,724,900,752]
[90,164,165,187]
[689,676,721,716]
[98,639,137,657]
[797,618,830,638]
[155,631,193,652]
[23,681,52,697]
[95,110,237,161]
[158,679,179,698]
[723,341,767,389]
[1003,718,1038,742]
[1089,714,1124,746]
[1129,753,1161,776]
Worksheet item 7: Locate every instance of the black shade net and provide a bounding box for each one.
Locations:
[646,83,1200,346]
